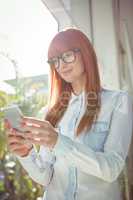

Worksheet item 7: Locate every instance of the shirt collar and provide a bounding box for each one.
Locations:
[69,90,85,105]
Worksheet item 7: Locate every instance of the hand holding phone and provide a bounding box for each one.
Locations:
[4,105,27,133]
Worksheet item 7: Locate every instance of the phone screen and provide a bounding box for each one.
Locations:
[4,105,27,132]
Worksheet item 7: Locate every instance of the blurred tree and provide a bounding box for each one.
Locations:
[0,72,48,200]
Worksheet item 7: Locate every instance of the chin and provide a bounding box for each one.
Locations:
[63,78,73,83]
[61,74,73,81]
[65,78,77,84]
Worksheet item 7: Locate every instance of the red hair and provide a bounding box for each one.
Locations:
[45,28,102,136]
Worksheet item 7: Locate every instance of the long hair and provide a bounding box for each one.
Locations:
[45,28,102,136]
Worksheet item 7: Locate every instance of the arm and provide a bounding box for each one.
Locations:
[17,146,56,186]
[53,91,133,183]
[17,105,56,186]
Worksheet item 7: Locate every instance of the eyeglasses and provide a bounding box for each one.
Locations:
[47,48,80,69]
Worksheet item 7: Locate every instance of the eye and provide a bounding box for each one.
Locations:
[63,51,73,58]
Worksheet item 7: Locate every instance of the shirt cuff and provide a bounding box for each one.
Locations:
[17,146,56,164]
[53,133,74,156]
[16,147,36,162]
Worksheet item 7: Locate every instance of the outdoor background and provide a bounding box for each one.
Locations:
[0,0,57,199]
[0,0,133,200]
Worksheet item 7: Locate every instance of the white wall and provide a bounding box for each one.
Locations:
[120,0,133,55]
[70,0,92,40]
[119,0,133,93]
[70,0,121,89]
[91,0,120,89]
[41,0,133,90]
[112,0,133,93]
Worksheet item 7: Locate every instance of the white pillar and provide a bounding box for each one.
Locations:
[92,0,120,89]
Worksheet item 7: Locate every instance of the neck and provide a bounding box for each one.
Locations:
[71,74,86,95]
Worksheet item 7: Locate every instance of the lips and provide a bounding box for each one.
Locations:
[62,69,72,75]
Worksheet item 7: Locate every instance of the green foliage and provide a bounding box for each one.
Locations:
[0,81,48,200]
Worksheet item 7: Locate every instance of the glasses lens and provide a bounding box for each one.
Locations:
[47,49,79,69]
[62,51,75,63]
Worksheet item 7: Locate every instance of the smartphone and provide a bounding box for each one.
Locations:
[4,105,27,133]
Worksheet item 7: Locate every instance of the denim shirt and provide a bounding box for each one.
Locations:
[18,88,133,200]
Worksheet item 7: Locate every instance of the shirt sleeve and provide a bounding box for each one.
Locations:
[17,105,56,186]
[53,91,133,183]
[17,147,56,186]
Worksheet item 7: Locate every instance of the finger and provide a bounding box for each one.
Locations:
[7,133,27,145]
[9,141,32,151]
[5,129,12,136]
[25,132,50,143]
[7,135,25,144]
[9,142,25,151]
[5,128,18,137]
[27,137,48,146]
[11,147,29,156]
[21,124,49,134]
[6,128,25,137]
[22,117,49,128]
[4,119,12,129]
[24,131,49,140]
[22,125,52,142]
[8,140,25,148]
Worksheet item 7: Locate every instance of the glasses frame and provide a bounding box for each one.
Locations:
[47,48,80,70]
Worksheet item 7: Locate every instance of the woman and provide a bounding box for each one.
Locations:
[6,28,133,200]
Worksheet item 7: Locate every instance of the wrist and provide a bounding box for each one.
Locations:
[21,145,33,157]
[50,131,59,150]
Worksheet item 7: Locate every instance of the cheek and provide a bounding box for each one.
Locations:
[75,56,85,72]
[80,64,85,73]
[74,62,85,74]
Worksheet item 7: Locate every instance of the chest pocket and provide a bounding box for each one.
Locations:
[83,121,109,152]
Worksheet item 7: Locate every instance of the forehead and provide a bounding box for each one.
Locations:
[49,43,75,59]
[48,33,79,58]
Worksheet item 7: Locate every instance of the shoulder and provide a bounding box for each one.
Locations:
[101,87,131,99]
[101,87,133,111]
